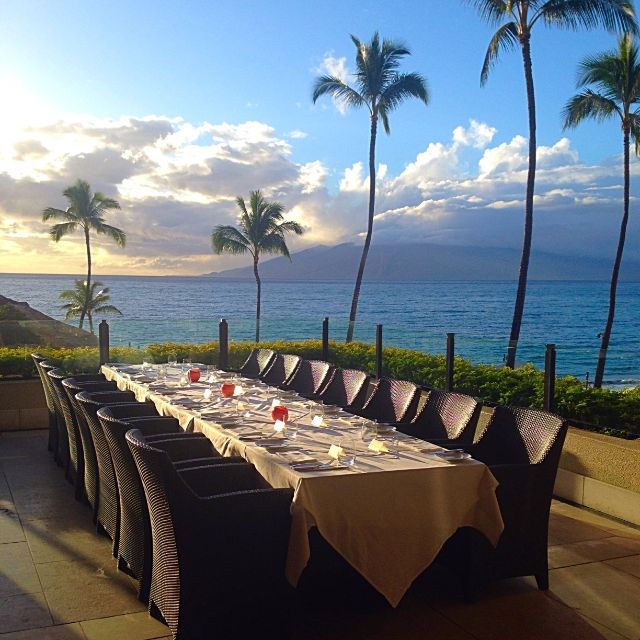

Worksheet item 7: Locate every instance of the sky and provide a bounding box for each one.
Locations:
[1,0,639,276]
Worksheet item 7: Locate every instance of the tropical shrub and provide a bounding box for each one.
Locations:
[3,340,638,436]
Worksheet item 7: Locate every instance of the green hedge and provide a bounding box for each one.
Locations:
[4,340,638,435]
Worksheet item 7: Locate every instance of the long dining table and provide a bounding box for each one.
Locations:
[102,362,504,607]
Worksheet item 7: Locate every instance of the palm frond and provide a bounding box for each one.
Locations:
[630,111,640,153]
[92,304,123,315]
[42,207,71,223]
[463,0,511,26]
[481,22,519,85]
[211,225,251,255]
[94,222,127,247]
[312,75,367,110]
[379,72,430,117]
[539,0,638,34]
[277,220,305,236]
[49,222,77,242]
[563,90,621,127]
[259,232,293,260]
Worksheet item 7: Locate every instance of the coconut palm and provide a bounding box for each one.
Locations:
[43,180,126,330]
[563,33,640,387]
[466,0,637,368]
[59,279,123,335]
[312,32,429,342]
[211,190,304,342]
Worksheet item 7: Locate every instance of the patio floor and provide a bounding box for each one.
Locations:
[1,429,639,640]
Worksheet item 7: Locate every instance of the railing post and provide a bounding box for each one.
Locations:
[445,332,455,392]
[98,320,110,366]
[375,324,383,379]
[322,317,329,361]
[219,318,229,370]
[544,343,556,412]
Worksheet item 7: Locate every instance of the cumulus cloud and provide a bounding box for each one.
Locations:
[0,113,638,276]
[315,53,351,114]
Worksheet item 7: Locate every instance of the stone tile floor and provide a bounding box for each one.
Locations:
[1,430,639,640]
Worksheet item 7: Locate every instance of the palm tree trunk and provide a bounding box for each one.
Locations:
[253,256,261,343]
[88,313,94,335]
[80,226,91,330]
[346,113,378,343]
[594,127,630,387]
[506,36,537,369]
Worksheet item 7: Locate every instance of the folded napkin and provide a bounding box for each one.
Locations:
[280,451,317,464]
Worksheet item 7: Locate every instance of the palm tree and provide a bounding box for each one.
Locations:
[59,279,123,334]
[466,0,637,368]
[43,180,126,330]
[563,33,640,387]
[312,32,429,342]
[211,190,304,342]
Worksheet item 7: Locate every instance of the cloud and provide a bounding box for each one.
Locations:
[315,53,351,114]
[0,113,638,277]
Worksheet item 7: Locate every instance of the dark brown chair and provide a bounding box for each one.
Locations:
[31,354,57,455]
[40,361,68,467]
[357,377,420,424]
[316,368,369,411]
[398,389,481,445]
[127,429,294,639]
[260,353,301,387]
[75,390,145,548]
[62,377,118,502]
[283,359,333,398]
[46,369,106,490]
[99,410,237,603]
[232,348,276,378]
[438,405,568,599]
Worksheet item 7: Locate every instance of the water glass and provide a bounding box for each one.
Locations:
[339,437,357,466]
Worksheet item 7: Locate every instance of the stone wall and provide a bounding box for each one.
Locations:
[0,379,48,431]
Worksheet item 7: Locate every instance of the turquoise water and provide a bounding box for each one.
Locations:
[1,274,638,386]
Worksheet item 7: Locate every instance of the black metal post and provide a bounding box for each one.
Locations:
[544,343,556,412]
[375,324,383,379]
[219,318,229,370]
[322,317,329,361]
[445,332,455,392]
[98,320,110,366]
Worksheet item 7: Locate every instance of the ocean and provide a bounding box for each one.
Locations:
[1,274,638,386]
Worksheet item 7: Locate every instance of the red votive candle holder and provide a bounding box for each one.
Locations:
[188,368,201,383]
[271,404,289,423]
[221,382,236,398]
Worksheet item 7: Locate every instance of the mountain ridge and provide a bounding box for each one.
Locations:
[203,242,640,281]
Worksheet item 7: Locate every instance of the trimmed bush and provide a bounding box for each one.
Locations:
[3,340,638,435]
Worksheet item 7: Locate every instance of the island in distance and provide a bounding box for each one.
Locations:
[203,243,640,282]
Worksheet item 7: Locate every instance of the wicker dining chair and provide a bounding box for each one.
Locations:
[61,377,119,503]
[39,361,69,468]
[75,390,142,548]
[46,369,106,489]
[99,410,237,603]
[357,377,420,423]
[316,368,369,411]
[232,348,276,378]
[127,429,294,639]
[398,389,481,444]
[31,354,58,455]
[283,359,334,398]
[438,405,568,599]
[260,353,302,387]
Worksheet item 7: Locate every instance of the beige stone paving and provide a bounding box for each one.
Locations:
[1,429,639,640]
